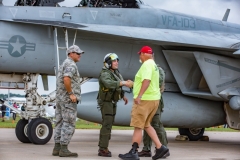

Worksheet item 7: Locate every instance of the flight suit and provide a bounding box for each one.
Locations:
[142,66,168,151]
[97,67,124,150]
[54,57,81,145]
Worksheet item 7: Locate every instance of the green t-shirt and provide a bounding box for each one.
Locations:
[133,59,161,100]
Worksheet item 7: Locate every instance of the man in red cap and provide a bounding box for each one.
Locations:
[119,46,169,160]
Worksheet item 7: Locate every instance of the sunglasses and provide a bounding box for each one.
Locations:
[73,52,81,55]
[139,52,154,55]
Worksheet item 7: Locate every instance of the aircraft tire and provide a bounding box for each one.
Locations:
[15,119,31,143]
[27,117,53,145]
[178,128,205,141]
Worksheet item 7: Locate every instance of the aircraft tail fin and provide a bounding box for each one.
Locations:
[222,9,230,21]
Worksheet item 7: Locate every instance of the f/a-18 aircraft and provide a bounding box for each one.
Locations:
[0,0,240,145]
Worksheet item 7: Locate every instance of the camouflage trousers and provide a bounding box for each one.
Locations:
[98,101,117,150]
[54,101,77,145]
[142,98,168,151]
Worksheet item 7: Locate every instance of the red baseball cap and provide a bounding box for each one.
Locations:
[138,46,153,54]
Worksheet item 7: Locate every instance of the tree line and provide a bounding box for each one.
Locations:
[0,93,48,100]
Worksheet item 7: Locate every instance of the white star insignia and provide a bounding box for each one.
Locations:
[10,37,25,55]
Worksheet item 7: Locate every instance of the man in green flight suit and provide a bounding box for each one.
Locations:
[97,53,133,157]
[138,65,170,158]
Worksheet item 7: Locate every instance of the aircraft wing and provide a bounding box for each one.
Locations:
[6,18,240,54]
[78,24,240,51]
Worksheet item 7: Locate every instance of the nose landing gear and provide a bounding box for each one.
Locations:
[27,118,53,144]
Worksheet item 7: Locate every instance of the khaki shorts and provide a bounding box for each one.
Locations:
[130,100,159,129]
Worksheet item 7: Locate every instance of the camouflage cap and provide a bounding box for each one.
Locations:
[67,45,84,54]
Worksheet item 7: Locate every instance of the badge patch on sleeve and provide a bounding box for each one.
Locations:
[65,67,73,73]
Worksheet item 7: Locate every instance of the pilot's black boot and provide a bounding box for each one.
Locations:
[118,142,139,160]
[52,143,61,156]
[152,145,169,160]
[138,150,151,157]
[59,145,78,157]
[98,149,112,157]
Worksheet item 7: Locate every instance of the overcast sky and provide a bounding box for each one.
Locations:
[1,0,240,95]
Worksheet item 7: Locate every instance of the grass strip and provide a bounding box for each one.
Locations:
[0,117,238,132]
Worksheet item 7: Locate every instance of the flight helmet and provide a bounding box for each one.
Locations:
[103,53,119,69]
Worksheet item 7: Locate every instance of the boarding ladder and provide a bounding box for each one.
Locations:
[53,27,76,73]
[53,27,91,85]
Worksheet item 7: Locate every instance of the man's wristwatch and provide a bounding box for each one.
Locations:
[68,92,74,95]
[137,96,142,99]
[122,81,126,86]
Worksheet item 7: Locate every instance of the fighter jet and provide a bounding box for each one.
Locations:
[0,0,240,144]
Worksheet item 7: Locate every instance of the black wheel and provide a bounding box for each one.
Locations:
[27,117,53,145]
[178,128,205,141]
[15,119,31,143]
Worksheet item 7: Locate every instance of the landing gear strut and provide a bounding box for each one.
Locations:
[4,73,57,144]
[22,73,55,144]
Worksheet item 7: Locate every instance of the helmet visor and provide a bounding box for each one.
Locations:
[109,53,119,61]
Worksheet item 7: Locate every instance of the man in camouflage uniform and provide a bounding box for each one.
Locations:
[138,66,170,158]
[52,45,84,157]
[97,53,133,157]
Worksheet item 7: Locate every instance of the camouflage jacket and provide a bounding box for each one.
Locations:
[98,67,124,102]
[158,66,165,88]
[56,57,81,103]
[158,66,165,109]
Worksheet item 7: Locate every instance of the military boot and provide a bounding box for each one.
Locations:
[138,150,151,157]
[98,149,112,157]
[52,143,61,156]
[59,145,78,157]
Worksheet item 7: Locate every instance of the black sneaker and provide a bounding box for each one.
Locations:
[162,151,170,158]
[119,149,139,160]
[152,145,169,160]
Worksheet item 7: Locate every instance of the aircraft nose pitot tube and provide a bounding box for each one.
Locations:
[229,96,240,110]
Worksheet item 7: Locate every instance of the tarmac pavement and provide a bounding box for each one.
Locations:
[0,129,239,160]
